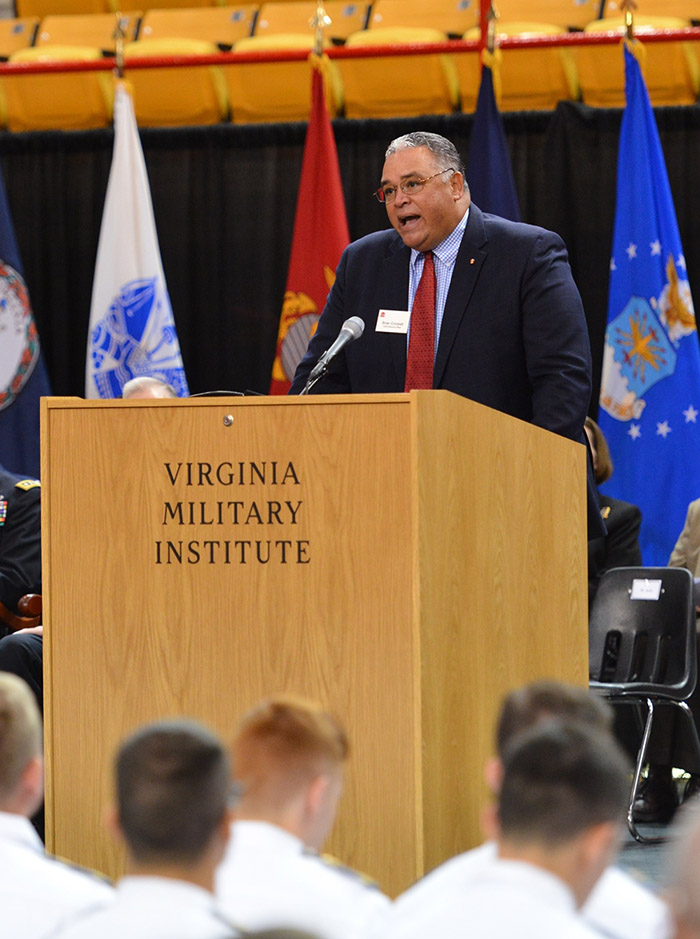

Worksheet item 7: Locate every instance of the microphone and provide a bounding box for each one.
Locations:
[308,316,365,383]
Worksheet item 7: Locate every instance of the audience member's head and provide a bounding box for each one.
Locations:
[0,673,43,817]
[585,416,613,485]
[496,679,613,758]
[113,719,232,880]
[232,696,349,850]
[665,800,700,938]
[498,720,630,907]
[122,376,177,400]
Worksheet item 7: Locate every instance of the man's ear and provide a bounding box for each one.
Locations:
[104,803,124,843]
[306,773,330,817]
[484,756,503,795]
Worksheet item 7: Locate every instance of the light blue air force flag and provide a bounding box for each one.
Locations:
[598,45,700,564]
[0,163,51,477]
[85,82,188,398]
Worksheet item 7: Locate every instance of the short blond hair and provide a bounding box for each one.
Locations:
[0,674,42,804]
[233,696,348,811]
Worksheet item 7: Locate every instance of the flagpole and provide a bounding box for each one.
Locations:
[114,11,125,80]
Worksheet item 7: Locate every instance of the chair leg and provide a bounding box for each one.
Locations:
[627,697,668,844]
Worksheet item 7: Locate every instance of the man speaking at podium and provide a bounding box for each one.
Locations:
[290,131,601,536]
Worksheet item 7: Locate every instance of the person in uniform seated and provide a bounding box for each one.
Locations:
[0,673,114,938]
[55,718,240,939]
[389,719,630,939]
[216,696,390,939]
[387,680,670,939]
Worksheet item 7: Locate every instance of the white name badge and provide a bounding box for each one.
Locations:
[630,578,662,601]
[376,309,410,334]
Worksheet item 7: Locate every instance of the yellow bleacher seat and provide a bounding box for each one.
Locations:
[139,5,257,46]
[602,1,699,23]
[0,17,39,59]
[225,33,342,122]
[1,44,113,131]
[340,26,460,119]
[254,2,368,42]
[124,37,229,125]
[36,12,140,52]
[16,0,110,18]
[458,22,578,112]
[576,15,699,106]
[492,0,600,30]
[368,0,479,37]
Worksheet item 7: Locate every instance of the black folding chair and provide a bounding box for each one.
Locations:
[589,565,700,843]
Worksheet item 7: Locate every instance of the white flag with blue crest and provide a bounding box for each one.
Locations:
[85,81,189,399]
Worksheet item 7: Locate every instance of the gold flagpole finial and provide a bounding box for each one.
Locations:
[114,10,126,79]
[621,0,637,41]
[486,2,498,55]
[309,1,331,56]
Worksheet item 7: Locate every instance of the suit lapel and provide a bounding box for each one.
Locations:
[376,235,411,386]
[434,205,488,388]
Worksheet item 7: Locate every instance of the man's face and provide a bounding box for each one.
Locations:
[380,146,468,252]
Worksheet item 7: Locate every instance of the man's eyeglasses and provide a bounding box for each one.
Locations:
[374,167,455,204]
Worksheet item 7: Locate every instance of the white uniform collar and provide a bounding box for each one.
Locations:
[231,820,305,854]
[0,810,45,853]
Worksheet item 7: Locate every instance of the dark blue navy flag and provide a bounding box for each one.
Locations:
[598,45,700,564]
[0,165,51,478]
[466,61,520,221]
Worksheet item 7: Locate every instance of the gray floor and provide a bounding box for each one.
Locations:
[617,824,671,893]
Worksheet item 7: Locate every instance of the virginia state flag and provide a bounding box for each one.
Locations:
[0,164,51,477]
[269,58,349,394]
[86,81,188,398]
[598,45,700,564]
[466,58,520,222]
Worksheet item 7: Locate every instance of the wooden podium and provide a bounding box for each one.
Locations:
[41,391,587,897]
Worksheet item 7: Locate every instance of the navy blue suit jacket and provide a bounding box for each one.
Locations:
[290,204,603,536]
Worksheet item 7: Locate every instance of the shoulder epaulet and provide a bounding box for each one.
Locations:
[15,479,40,491]
[303,847,382,890]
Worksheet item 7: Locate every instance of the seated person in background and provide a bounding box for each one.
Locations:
[389,719,630,939]
[0,463,42,707]
[0,673,114,938]
[55,718,240,939]
[216,696,390,939]
[633,498,700,824]
[121,376,177,399]
[387,680,670,939]
[0,463,41,638]
[585,416,642,606]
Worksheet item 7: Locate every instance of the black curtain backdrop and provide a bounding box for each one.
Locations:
[2,103,700,408]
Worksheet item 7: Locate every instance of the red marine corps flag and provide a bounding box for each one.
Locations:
[269,57,349,394]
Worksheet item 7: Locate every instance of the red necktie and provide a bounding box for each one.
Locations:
[404,251,436,391]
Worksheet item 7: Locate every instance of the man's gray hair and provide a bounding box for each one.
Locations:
[385,132,467,191]
[122,376,177,399]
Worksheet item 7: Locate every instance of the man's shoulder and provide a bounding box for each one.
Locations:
[393,844,490,915]
[347,228,404,258]
[0,466,40,496]
[479,209,562,248]
[302,849,390,902]
[584,865,670,939]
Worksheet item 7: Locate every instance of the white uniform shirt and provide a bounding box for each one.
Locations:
[216,820,391,939]
[53,876,239,939]
[388,842,670,939]
[0,811,114,939]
